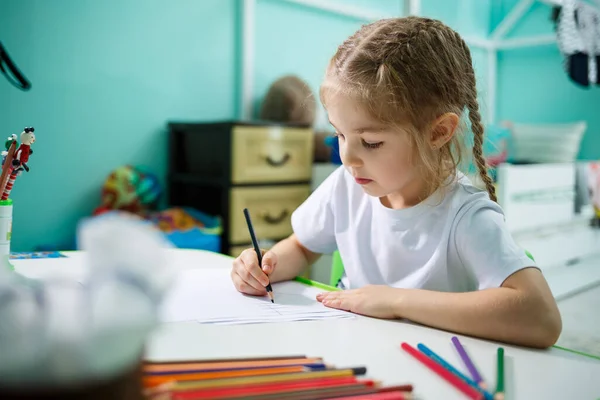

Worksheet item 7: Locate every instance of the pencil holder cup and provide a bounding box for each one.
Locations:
[0,199,13,270]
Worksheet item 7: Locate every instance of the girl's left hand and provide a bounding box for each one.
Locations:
[316,285,402,319]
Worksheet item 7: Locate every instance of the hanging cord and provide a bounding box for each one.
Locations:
[0,41,31,91]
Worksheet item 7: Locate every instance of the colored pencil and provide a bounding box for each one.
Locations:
[145,376,359,397]
[145,355,308,365]
[162,377,413,400]
[143,365,327,387]
[417,343,493,400]
[242,384,376,400]
[451,336,486,389]
[401,342,483,400]
[172,378,371,399]
[324,391,412,400]
[143,357,323,374]
[293,276,341,292]
[292,385,413,400]
[169,382,414,400]
[161,377,361,398]
[172,367,367,391]
[229,384,413,400]
[243,207,274,302]
[145,363,328,376]
[494,347,504,400]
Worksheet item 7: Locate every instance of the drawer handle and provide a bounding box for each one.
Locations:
[260,210,289,224]
[265,153,290,167]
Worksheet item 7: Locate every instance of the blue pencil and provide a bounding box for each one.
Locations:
[417,343,494,400]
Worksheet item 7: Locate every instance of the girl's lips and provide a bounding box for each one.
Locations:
[355,177,372,185]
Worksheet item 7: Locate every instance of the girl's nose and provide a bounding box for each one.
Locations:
[341,143,363,168]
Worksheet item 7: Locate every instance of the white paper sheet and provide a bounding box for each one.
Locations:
[158,268,353,325]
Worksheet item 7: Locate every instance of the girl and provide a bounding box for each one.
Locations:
[231,16,562,349]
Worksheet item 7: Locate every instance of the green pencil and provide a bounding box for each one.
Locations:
[293,276,340,292]
[494,347,504,400]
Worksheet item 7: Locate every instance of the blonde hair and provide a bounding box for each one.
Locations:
[320,16,497,202]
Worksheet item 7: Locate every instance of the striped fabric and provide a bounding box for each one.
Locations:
[1,170,18,200]
[556,0,600,85]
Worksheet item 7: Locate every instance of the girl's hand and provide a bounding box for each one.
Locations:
[316,285,402,319]
[231,249,278,296]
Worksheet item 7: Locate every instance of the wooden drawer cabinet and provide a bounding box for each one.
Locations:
[231,126,313,184]
[229,185,311,243]
[167,121,314,259]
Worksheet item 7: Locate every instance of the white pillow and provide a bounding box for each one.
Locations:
[509,122,587,163]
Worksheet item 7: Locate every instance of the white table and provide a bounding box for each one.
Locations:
[12,249,600,400]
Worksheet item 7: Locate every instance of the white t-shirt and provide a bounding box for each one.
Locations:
[291,166,536,292]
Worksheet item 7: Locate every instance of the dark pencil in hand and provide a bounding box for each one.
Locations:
[243,208,274,303]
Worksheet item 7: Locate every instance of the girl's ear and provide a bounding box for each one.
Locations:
[429,112,459,149]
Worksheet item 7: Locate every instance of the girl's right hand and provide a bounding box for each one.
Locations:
[231,248,278,296]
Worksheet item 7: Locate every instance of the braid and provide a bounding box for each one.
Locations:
[469,103,497,202]
[458,37,497,202]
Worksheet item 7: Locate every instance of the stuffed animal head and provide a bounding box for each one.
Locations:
[20,127,35,145]
[259,75,316,126]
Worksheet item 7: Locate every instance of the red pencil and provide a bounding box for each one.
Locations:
[323,391,412,400]
[170,377,364,399]
[401,342,483,400]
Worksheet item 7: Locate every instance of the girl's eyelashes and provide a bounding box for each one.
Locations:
[362,140,383,149]
[333,132,381,149]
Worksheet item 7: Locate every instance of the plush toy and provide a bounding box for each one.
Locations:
[4,134,17,152]
[1,134,17,165]
[93,165,162,217]
[12,127,35,173]
[259,75,337,163]
[0,127,36,201]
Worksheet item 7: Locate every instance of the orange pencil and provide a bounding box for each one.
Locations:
[144,357,323,374]
[143,365,317,387]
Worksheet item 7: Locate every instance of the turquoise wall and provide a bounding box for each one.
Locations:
[0,0,237,251]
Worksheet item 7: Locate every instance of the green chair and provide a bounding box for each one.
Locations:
[330,250,345,287]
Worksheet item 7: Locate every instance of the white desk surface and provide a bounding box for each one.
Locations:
[12,249,600,400]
